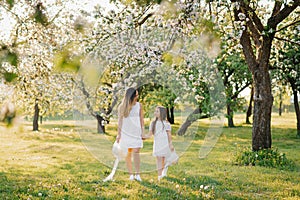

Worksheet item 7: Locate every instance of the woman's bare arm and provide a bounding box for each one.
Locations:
[116,116,122,143]
[139,103,145,134]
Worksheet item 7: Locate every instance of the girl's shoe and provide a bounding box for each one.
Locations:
[134,174,142,181]
[161,167,168,178]
[129,174,135,181]
[158,175,162,181]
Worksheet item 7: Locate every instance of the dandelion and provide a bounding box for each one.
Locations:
[195,95,204,102]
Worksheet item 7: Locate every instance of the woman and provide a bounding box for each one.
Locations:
[116,87,144,181]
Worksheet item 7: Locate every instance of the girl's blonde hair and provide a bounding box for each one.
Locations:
[118,88,137,118]
[151,106,167,134]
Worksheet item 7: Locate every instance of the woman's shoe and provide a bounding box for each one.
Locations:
[134,174,142,182]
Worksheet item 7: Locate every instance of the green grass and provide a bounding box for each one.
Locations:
[0,113,299,199]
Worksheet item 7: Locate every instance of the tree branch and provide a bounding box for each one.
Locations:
[268,0,300,28]
[236,1,262,47]
[136,13,154,26]
[275,19,300,33]
[271,1,282,18]
[240,29,258,72]
[233,4,258,72]
[245,15,262,48]
[232,82,252,99]
[274,36,300,46]
[48,7,65,24]
[72,77,96,117]
[238,0,264,32]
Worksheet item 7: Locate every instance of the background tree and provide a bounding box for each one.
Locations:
[230,0,299,150]
[0,1,78,130]
[139,84,177,124]
[75,2,192,133]
[272,83,291,116]
[245,86,253,124]
[215,39,251,127]
[271,12,300,137]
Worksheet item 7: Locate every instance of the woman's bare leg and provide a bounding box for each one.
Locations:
[126,148,133,175]
[132,148,140,174]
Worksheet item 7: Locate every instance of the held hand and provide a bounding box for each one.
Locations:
[142,133,150,140]
[116,135,121,143]
[169,144,174,151]
[141,128,145,137]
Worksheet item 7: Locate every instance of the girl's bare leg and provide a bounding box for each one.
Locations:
[156,156,164,176]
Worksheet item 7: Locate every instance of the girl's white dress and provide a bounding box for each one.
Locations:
[150,120,172,157]
[120,102,143,149]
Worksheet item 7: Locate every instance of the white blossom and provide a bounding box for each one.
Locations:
[238,13,246,20]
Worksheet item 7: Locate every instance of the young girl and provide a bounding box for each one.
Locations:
[149,106,174,181]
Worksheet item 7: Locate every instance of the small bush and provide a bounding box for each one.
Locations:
[234,147,296,170]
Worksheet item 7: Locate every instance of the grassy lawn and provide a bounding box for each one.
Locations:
[0,113,299,199]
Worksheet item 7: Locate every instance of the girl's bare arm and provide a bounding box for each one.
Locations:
[167,130,174,151]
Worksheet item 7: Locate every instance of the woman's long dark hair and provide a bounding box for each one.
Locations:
[151,106,167,134]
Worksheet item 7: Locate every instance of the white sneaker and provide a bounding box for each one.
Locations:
[158,175,162,181]
[161,167,168,178]
[129,174,134,181]
[134,174,142,182]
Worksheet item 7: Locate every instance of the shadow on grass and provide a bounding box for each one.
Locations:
[0,172,36,199]
[138,174,221,199]
[40,123,79,130]
[143,175,254,200]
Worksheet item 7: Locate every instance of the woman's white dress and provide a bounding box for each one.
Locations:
[120,102,143,149]
[151,120,171,157]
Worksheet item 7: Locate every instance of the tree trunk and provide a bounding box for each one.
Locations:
[177,107,209,136]
[252,67,273,151]
[33,102,39,131]
[96,114,105,133]
[177,107,200,136]
[167,107,175,124]
[279,101,282,116]
[279,90,282,116]
[291,85,300,138]
[246,87,253,124]
[227,103,235,127]
[234,0,299,150]
[170,107,174,124]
